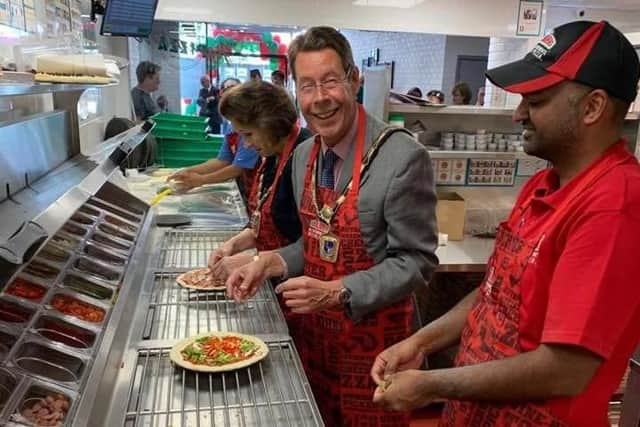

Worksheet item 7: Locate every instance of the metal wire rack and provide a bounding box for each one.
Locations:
[124,341,322,427]
[158,231,241,269]
[142,273,287,340]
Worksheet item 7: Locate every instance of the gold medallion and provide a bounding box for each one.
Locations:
[319,233,340,263]
[320,205,334,223]
[249,211,261,236]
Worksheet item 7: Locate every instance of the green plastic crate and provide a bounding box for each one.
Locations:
[153,127,210,140]
[151,112,209,124]
[151,112,209,132]
[157,136,223,167]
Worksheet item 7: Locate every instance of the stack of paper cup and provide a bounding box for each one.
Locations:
[496,137,507,152]
[441,132,454,150]
[465,134,476,151]
[454,133,466,150]
[476,131,488,151]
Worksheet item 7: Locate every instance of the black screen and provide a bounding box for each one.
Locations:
[100,0,159,37]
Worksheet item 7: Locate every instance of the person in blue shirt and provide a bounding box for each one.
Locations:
[168,78,260,195]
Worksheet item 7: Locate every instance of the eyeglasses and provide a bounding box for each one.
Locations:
[297,68,352,97]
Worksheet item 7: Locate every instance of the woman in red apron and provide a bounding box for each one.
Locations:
[208,80,311,277]
[291,105,414,426]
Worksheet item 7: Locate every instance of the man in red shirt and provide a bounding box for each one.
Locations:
[371,20,640,427]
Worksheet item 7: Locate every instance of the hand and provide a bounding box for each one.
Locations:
[371,335,426,386]
[372,369,438,412]
[275,276,341,314]
[225,258,268,302]
[210,252,253,281]
[208,243,234,269]
[168,171,203,191]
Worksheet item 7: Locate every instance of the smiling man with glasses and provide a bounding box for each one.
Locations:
[226,26,438,426]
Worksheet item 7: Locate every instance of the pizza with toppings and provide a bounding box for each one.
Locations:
[176,268,226,291]
[170,332,269,372]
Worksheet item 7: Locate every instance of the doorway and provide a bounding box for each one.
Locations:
[455,55,488,105]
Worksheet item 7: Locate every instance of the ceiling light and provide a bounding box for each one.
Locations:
[353,0,425,8]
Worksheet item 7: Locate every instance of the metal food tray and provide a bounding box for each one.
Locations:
[123,339,322,427]
[0,196,147,421]
[142,272,288,340]
[0,372,79,426]
[158,230,242,269]
[9,336,90,386]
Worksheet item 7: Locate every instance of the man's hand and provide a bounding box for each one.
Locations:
[372,370,439,412]
[168,170,203,191]
[208,244,234,269]
[225,258,268,302]
[210,252,253,281]
[371,335,426,386]
[275,277,342,314]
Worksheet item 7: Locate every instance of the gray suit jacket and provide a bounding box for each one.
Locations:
[278,111,439,322]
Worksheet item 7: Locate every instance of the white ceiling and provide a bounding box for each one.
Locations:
[547,0,640,11]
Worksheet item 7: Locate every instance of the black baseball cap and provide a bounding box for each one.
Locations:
[486,21,640,103]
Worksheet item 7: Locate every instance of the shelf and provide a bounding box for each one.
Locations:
[388,103,640,121]
[388,103,514,116]
[429,150,534,160]
[0,81,116,97]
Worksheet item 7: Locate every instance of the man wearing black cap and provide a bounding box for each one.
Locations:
[371,20,640,427]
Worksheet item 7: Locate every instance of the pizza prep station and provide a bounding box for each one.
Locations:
[0,85,322,426]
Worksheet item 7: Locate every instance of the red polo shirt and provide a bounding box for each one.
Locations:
[504,140,640,426]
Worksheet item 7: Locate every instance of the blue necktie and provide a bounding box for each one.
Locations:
[320,149,338,189]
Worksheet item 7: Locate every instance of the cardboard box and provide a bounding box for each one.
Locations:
[436,192,465,241]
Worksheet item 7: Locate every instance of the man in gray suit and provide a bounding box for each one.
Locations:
[226,26,438,426]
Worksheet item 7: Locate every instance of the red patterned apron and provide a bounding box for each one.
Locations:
[294,106,413,426]
[248,125,301,252]
[440,149,631,427]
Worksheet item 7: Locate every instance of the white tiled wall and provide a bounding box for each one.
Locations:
[342,29,446,96]
[485,37,538,108]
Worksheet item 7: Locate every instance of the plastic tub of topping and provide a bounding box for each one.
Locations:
[0,298,35,324]
[89,232,131,252]
[49,294,105,324]
[61,222,87,237]
[61,273,114,302]
[12,386,72,427]
[103,215,137,234]
[50,233,80,251]
[38,244,71,264]
[82,243,127,267]
[73,257,121,283]
[0,368,18,412]
[97,223,135,242]
[32,315,96,349]
[86,199,141,223]
[0,330,17,360]
[79,204,101,217]
[5,277,48,302]
[14,341,85,383]
[23,260,60,280]
[70,212,94,225]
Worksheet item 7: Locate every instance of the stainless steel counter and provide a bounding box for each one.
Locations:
[435,236,494,272]
[67,177,324,427]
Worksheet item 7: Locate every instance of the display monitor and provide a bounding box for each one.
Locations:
[100,0,159,37]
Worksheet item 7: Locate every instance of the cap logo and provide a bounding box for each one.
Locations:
[531,34,557,61]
